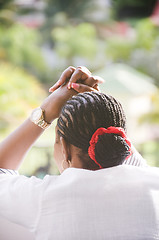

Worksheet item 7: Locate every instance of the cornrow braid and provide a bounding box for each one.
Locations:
[57,91,128,170]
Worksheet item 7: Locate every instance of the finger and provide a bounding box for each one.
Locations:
[49,82,60,92]
[83,76,104,87]
[67,67,91,89]
[93,84,100,92]
[92,75,105,84]
[71,83,97,93]
[77,66,92,75]
[49,66,75,92]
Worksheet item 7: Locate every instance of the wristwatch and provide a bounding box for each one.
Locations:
[30,107,51,130]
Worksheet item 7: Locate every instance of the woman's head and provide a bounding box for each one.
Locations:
[55,91,130,171]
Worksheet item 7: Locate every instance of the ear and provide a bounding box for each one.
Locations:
[60,137,71,163]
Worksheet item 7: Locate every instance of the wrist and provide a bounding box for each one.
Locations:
[40,87,76,122]
[30,107,51,129]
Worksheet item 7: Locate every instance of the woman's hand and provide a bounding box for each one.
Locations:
[41,66,104,122]
[49,66,104,92]
[0,66,104,170]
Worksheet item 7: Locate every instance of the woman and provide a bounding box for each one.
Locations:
[0,66,158,240]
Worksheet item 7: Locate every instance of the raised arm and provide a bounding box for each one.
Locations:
[0,66,102,170]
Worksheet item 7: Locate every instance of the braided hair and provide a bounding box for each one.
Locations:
[57,91,130,170]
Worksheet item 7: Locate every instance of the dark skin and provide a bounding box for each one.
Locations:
[54,126,84,173]
[0,66,104,171]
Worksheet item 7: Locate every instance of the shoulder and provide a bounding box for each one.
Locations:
[0,168,59,191]
[54,166,159,191]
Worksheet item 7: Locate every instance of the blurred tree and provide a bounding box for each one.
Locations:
[0,0,17,26]
[45,0,94,19]
[130,45,159,87]
[41,0,98,44]
[135,19,158,50]
[0,1,53,84]
[106,19,158,59]
[139,90,159,167]
[52,23,98,65]
[112,0,157,19]
[106,36,135,61]
[139,91,159,125]
[129,20,159,86]
[105,19,159,86]
[0,23,50,83]
[0,62,46,137]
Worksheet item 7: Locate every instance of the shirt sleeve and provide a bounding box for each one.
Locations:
[0,171,45,232]
[0,168,19,175]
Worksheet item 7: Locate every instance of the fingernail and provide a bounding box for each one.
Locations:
[49,87,53,92]
[71,83,79,89]
[49,81,60,92]
[67,83,71,89]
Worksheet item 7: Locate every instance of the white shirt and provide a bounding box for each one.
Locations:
[0,165,159,240]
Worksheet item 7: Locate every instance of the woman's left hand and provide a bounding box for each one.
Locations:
[49,66,104,93]
[41,66,105,123]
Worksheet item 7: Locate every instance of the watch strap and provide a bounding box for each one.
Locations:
[37,118,50,129]
[30,107,51,130]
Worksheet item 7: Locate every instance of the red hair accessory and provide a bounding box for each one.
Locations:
[88,126,132,169]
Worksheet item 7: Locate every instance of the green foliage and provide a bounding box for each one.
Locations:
[106,19,158,59]
[112,0,153,8]
[0,0,14,9]
[19,123,59,177]
[140,141,159,167]
[139,91,159,125]
[0,23,48,83]
[112,0,157,19]
[19,146,59,177]
[0,0,16,26]
[106,36,135,61]
[42,0,98,46]
[52,23,97,63]
[130,21,159,86]
[135,19,158,50]
[44,0,95,19]
[0,62,46,135]
[105,19,159,86]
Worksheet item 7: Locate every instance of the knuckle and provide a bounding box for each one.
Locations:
[77,66,84,69]
[92,76,98,83]
[89,76,94,81]
[77,66,91,75]
[68,66,75,72]
[78,86,82,91]
[77,66,86,73]
[92,75,96,80]
[76,68,82,74]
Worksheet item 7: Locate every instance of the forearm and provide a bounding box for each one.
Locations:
[0,119,44,170]
[0,86,75,170]
[0,66,99,170]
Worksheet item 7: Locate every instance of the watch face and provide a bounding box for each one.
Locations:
[31,108,42,122]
